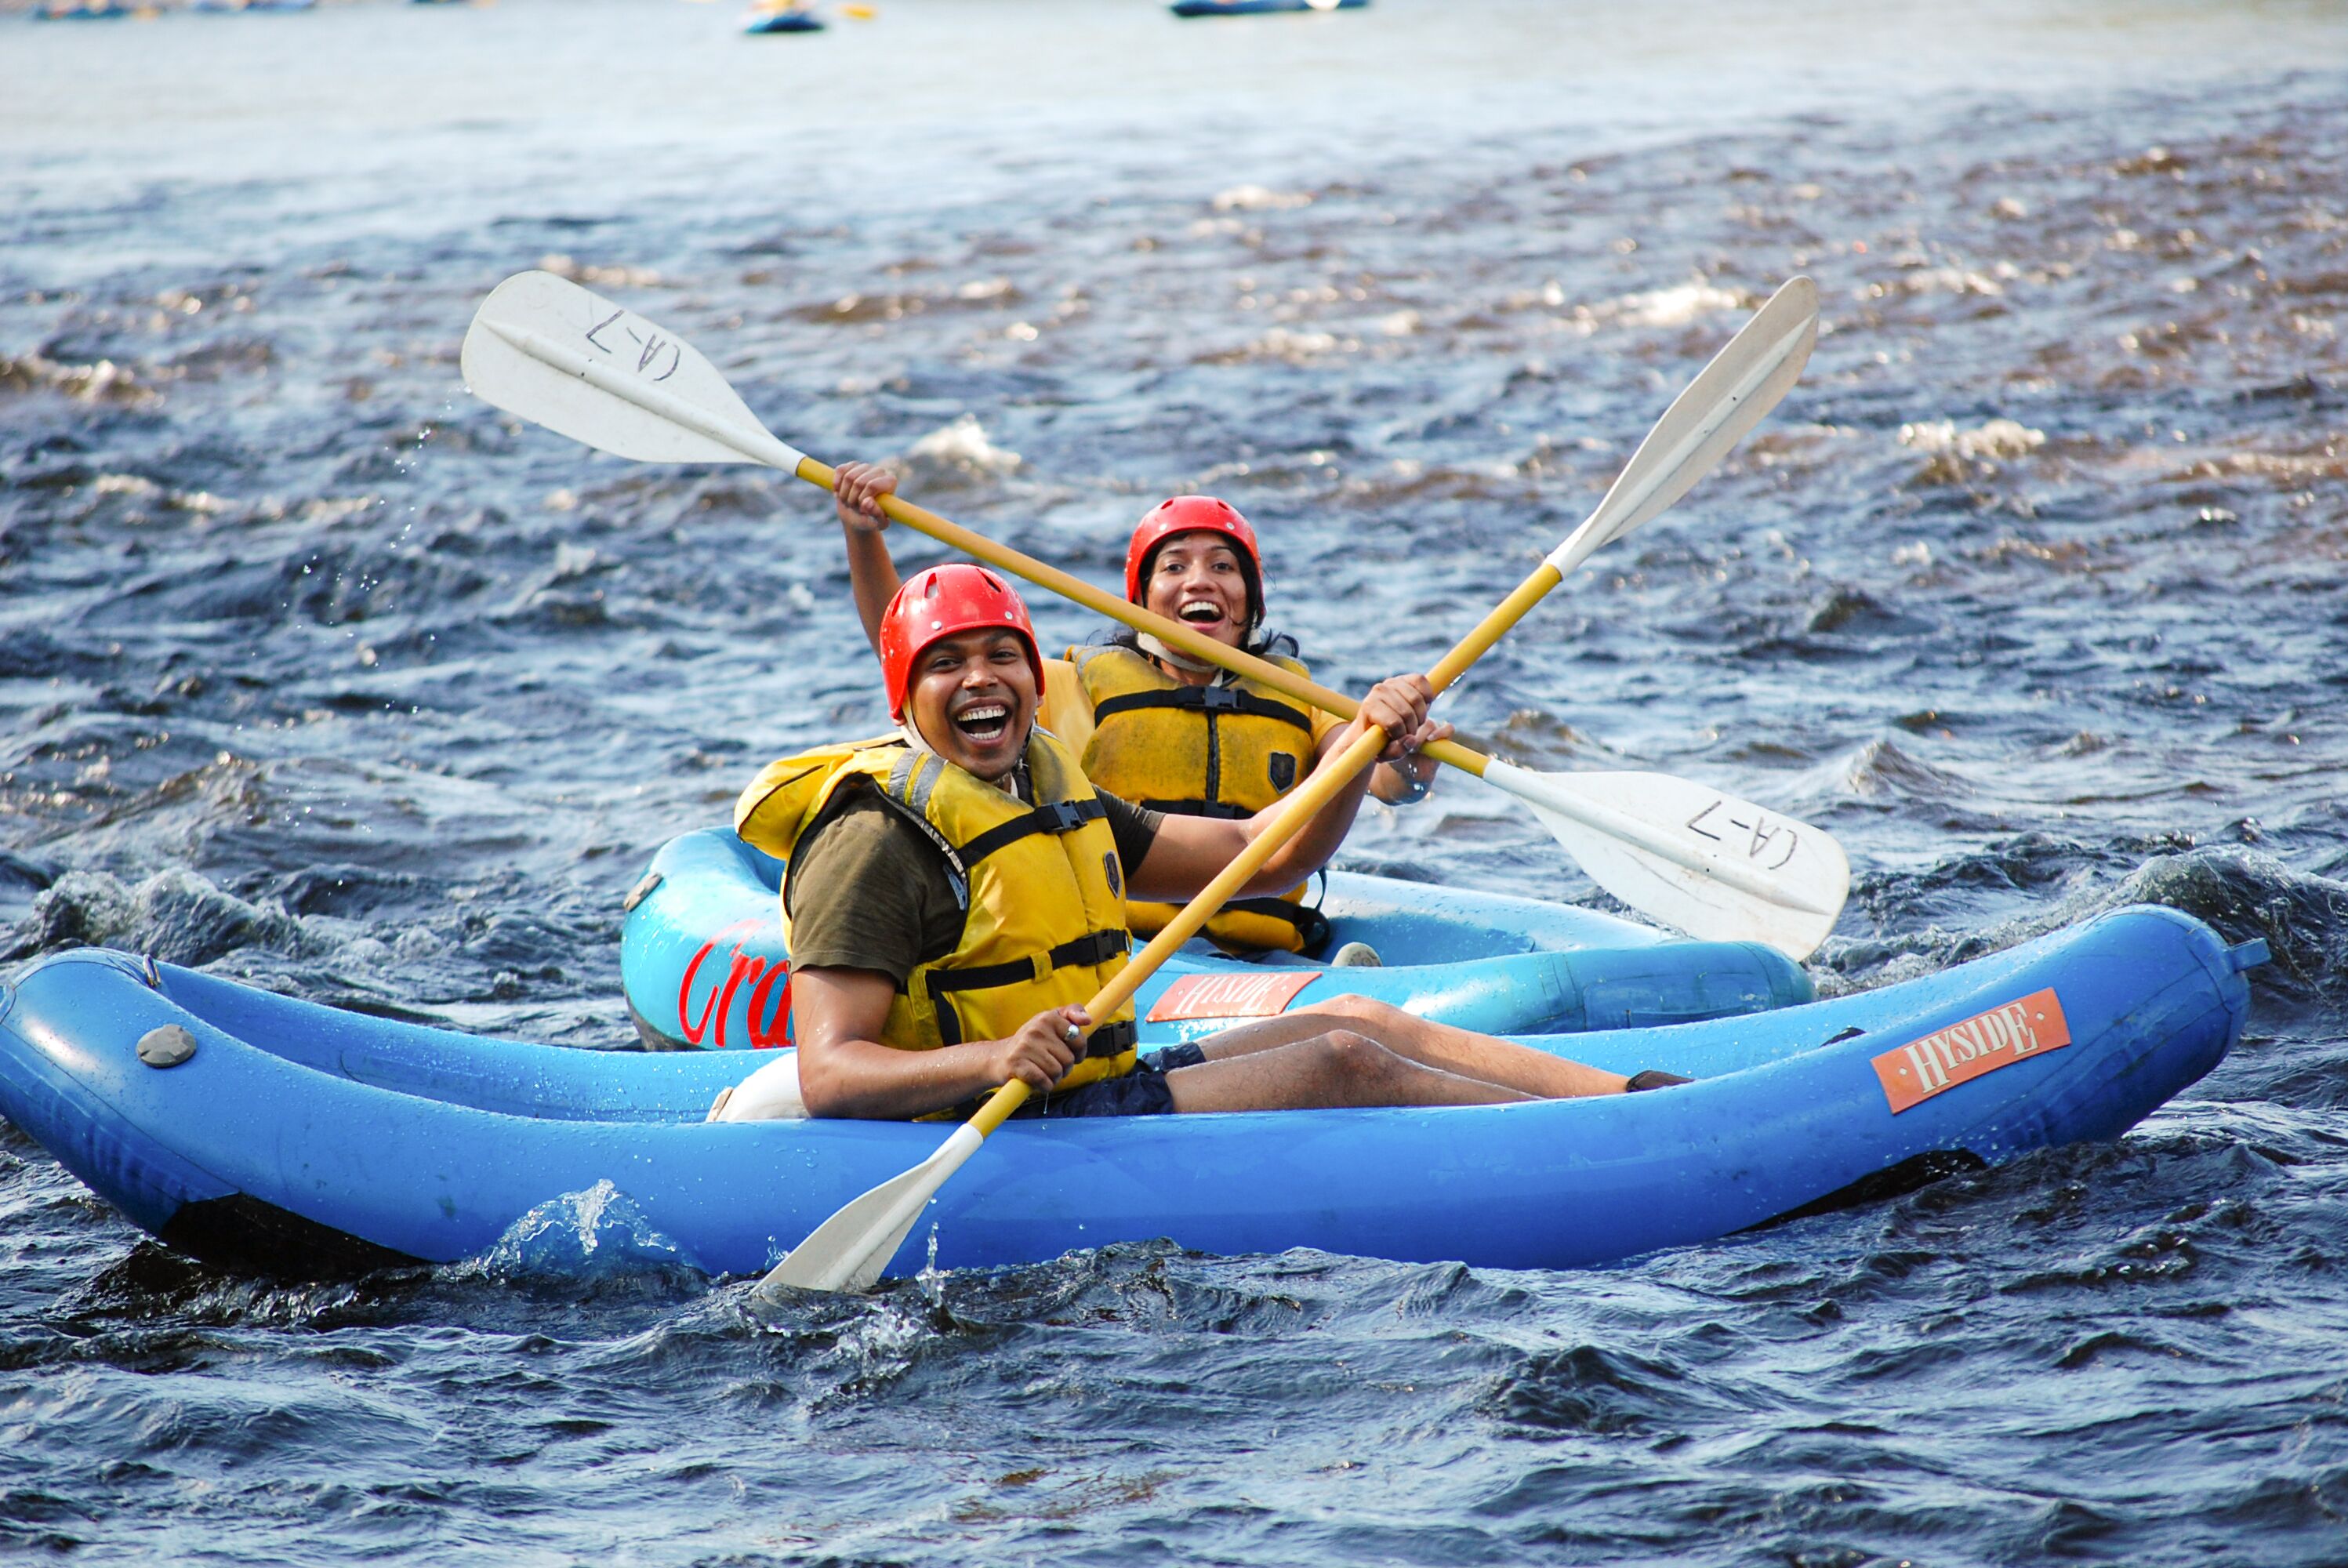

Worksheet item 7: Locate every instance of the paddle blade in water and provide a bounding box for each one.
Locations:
[1549,275,1818,575]
[463,270,803,470]
[754,1121,985,1297]
[1482,760,1848,960]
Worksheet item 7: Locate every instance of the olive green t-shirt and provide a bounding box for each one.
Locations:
[783,786,1163,985]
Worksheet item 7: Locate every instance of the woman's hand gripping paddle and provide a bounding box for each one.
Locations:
[463,271,1842,957]
[749,425,1753,1297]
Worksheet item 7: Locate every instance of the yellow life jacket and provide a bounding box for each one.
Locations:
[1037,657,1093,760]
[733,729,1138,1112]
[1067,642,1331,954]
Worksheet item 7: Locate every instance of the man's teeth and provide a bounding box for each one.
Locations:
[956,703,1009,732]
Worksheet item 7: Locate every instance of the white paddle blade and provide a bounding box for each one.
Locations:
[753,1122,984,1297]
[463,270,804,470]
[1548,276,1819,575]
[1483,760,1848,960]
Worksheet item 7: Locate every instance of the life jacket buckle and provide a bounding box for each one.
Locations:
[1198,684,1242,712]
[1083,1018,1138,1059]
[1040,800,1086,833]
[1047,929,1127,971]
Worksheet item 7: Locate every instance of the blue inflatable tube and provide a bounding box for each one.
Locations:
[619,829,1815,1051]
[0,907,2261,1280]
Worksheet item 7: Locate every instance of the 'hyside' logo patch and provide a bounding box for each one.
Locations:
[1147,971,1320,1022]
[1871,988,2071,1114]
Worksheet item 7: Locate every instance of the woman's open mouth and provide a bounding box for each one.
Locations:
[1178,598,1227,626]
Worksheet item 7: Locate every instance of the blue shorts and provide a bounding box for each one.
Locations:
[1014,1042,1207,1119]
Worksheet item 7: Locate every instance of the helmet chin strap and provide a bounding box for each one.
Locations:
[1138,631,1232,677]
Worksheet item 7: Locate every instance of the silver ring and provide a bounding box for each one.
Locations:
[1062,1023,1080,1044]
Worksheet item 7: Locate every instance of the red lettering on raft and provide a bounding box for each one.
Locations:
[677,919,793,1050]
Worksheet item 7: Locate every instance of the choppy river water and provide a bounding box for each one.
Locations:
[3,0,2346,1562]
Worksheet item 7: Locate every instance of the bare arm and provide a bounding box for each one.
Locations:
[791,965,1087,1120]
[1123,674,1449,901]
[833,461,905,658]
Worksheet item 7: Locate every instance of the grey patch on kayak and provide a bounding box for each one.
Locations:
[156,1192,423,1280]
[622,869,663,913]
[136,1024,197,1068]
[1747,1149,1990,1231]
[626,994,695,1051]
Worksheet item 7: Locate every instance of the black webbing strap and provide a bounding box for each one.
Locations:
[1090,684,1315,731]
[925,958,1036,1014]
[956,796,1108,868]
[1141,798,1250,819]
[923,927,1132,1044]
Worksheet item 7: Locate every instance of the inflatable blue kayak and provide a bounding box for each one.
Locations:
[620,829,1814,1050]
[0,906,2260,1280]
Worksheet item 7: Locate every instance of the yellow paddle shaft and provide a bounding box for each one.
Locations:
[793,456,1519,782]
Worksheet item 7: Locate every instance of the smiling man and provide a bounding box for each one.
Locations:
[726,564,1687,1123]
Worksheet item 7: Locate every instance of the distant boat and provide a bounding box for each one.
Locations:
[34,0,141,18]
[1171,0,1366,16]
[190,0,318,11]
[744,1,823,33]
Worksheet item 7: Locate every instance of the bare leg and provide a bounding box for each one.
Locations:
[1192,993,1630,1099]
[1166,1029,1538,1113]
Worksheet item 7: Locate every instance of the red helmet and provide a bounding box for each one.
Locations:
[878,564,1045,720]
[1123,496,1264,620]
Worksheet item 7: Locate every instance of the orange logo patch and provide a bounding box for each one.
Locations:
[1872,988,2072,1113]
[1145,971,1321,1022]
